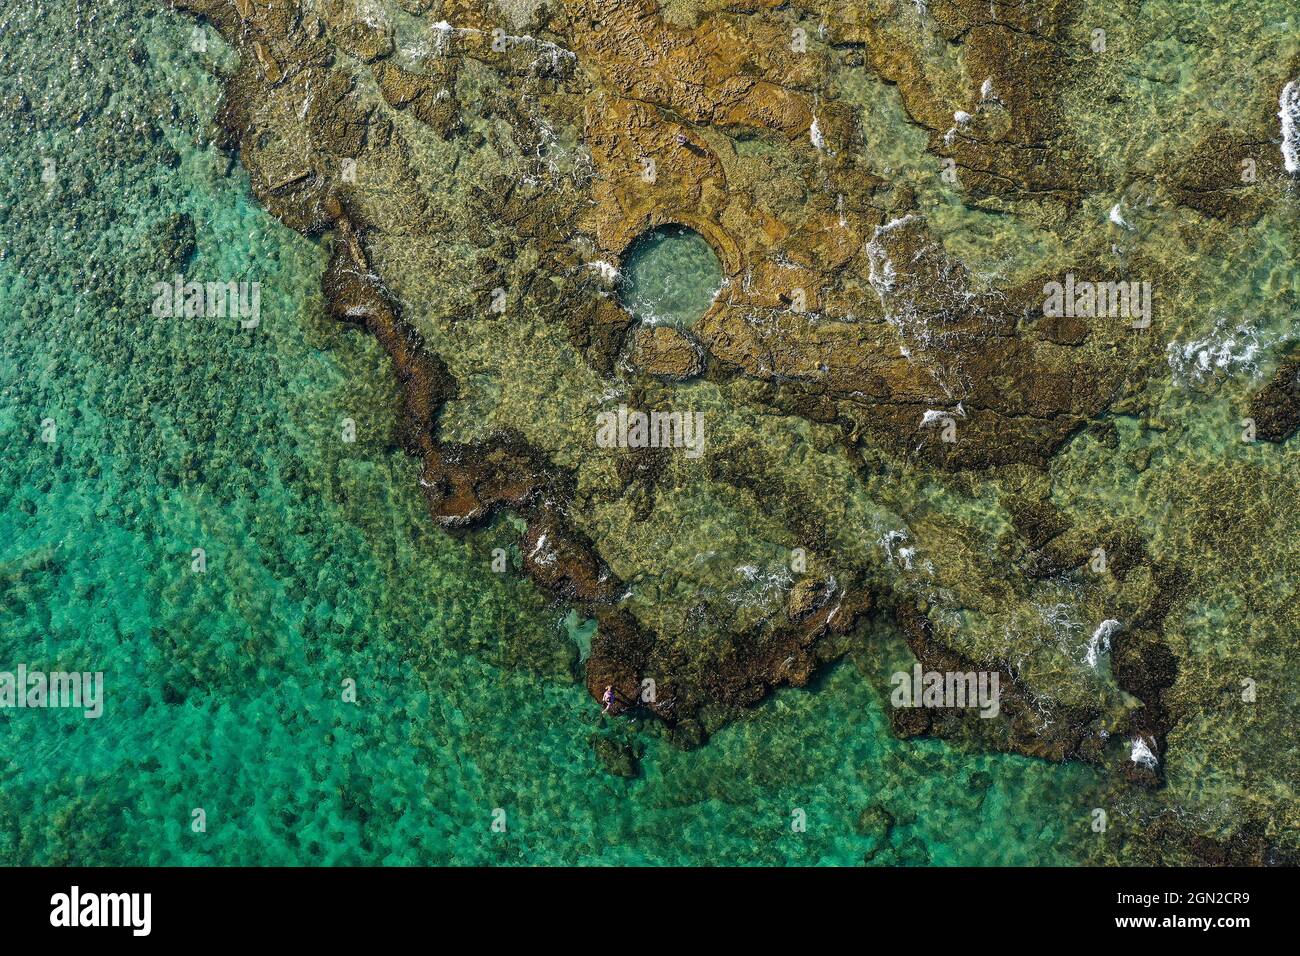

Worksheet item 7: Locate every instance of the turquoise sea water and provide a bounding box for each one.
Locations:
[0,1,1108,865]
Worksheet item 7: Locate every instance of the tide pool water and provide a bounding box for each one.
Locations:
[617,225,723,327]
[0,0,1111,866]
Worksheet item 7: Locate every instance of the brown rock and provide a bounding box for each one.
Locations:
[1249,357,1300,442]
[629,324,704,380]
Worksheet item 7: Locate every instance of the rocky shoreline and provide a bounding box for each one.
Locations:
[169,0,1299,864]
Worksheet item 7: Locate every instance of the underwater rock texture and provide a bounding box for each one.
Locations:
[167,0,1299,864]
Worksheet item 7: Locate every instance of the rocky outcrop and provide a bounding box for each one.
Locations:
[166,2,1300,868]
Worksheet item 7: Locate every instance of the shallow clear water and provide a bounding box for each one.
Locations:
[617,225,723,327]
[11,0,1267,866]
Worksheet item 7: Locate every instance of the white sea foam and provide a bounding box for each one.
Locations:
[1166,318,1274,388]
[1108,202,1134,231]
[1085,619,1121,669]
[1130,736,1159,769]
[810,116,827,152]
[920,405,964,428]
[879,529,912,569]
[528,532,561,569]
[355,0,390,29]
[727,563,794,608]
[1280,80,1300,174]
[586,260,619,283]
[866,215,928,356]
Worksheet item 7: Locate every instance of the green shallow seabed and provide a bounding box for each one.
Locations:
[11,0,1261,865]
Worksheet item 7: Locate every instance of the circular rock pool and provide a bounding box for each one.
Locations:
[617,224,723,327]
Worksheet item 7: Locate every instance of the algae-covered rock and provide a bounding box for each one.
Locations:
[589,732,642,778]
[164,0,1300,866]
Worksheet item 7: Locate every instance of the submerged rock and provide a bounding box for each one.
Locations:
[589,732,641,778]
[165,0,1300,865]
